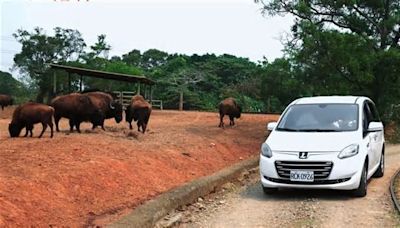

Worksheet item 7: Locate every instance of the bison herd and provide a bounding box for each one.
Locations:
[1,93,242,138]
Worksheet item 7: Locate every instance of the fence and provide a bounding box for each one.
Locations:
[113,91,163,110]
[150,100,163,110]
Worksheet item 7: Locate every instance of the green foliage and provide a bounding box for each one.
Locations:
[260,58,304,112]
[67,58,143,92]
[10,26,272,112]
[0,71,31,103]
[89,34,110,58]
[257,0,400,141]
[260,0,400,50]
[13,27,86,102]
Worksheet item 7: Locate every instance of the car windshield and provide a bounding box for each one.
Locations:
[277,104,358,132]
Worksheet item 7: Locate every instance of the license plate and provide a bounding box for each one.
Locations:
[290,170,314,182]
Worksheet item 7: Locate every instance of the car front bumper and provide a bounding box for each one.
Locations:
[259,151,364,190]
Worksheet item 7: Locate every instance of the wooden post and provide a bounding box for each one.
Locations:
[179,91,183,111]
[137,83,141,95]
[53,71,57,94]
[68,72,71,93]
[80,75,83,92]
[150,86,153,103]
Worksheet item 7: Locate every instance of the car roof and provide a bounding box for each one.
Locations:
[293,96,369,105]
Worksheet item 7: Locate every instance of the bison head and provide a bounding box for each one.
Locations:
[8,122,23,137]
[110,101,123,123]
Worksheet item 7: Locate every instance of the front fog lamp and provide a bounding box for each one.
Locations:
[338,144,359,159]
[261,143,272,158]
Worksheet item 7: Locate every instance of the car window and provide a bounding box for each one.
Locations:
[367,101,380,122]
[277,104,358,132]
[363,102,373,132]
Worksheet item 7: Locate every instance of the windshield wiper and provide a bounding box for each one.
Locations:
[300,129,341,132]
[276,127,301,132]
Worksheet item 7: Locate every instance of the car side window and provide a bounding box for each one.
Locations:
[363,103,373,134]
[367,101,380,122]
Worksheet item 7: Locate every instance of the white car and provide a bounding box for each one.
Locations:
[260,96,384,197]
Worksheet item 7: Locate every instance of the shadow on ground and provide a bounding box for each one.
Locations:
[241,181,355,202]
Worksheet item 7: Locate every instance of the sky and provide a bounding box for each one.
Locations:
[0,0,293,74]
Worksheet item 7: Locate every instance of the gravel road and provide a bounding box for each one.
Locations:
[177,145,400,228]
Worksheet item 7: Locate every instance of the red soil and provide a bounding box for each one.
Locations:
[0,106,278,226]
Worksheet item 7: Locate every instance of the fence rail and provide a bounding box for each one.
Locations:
[113,91,163,110]
[150,100,163,110]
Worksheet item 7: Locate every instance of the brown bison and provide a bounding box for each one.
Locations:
[8,102,54,138]
[50,93,104,133]
[82,91,123,130]
[125,95,152,134]
[218,97,242,128]
[0,94,13,110]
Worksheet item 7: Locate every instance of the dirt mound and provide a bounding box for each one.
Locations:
[0,107,278,226]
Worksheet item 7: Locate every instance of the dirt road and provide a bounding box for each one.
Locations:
[182,145,400,227]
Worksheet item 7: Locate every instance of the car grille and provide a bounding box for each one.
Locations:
[275,160,333,179]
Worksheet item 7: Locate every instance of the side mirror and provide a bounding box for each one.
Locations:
[267,122,277,131]
[368,122,383,132]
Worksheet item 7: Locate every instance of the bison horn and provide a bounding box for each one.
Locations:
[109,102,115,110]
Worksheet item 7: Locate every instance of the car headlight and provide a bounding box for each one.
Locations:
[261,143,272,158]
[338,144,359,159]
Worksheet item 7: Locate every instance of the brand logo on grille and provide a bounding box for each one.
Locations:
[299,152,308,159]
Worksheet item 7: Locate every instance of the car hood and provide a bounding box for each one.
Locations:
[266,131,360,152]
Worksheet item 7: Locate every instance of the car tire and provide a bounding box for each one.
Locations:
[262,185,278,194]
[373,152,384,178]
[352,161,367,197]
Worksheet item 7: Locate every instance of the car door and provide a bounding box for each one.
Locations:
[367,101,383,164]
[362,102,376,171]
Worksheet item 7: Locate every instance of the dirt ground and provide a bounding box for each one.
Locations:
[176,145,400,228]
[0,106,278,227]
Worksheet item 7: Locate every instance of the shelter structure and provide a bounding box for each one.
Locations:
[50,63,157,107]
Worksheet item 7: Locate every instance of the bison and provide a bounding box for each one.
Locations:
[125,95,152,134]
[0,94,13,110]
[83,91,123,130]
[218,97,242,128]
[8,102,54,138]
[50,93,104,133]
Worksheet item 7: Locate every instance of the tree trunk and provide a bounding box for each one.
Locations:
[179,91,183,111]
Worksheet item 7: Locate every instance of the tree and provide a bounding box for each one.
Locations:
[292,24,375,95]
[141,49,169,70]
[257,0,400,50]
[260,58,305,112]
[89,34,111,59]
[122,49,142,67]
[0,71,30,102]
[156,56,204,110]
[256,0,400,118]
[13,27,86,102]
[171,68,204,111]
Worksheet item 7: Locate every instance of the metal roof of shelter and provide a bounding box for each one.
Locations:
[50,63,155,85]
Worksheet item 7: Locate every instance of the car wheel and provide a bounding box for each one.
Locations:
[352,161,367,197]
[262,185,278,194]
[373,152,384,178]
